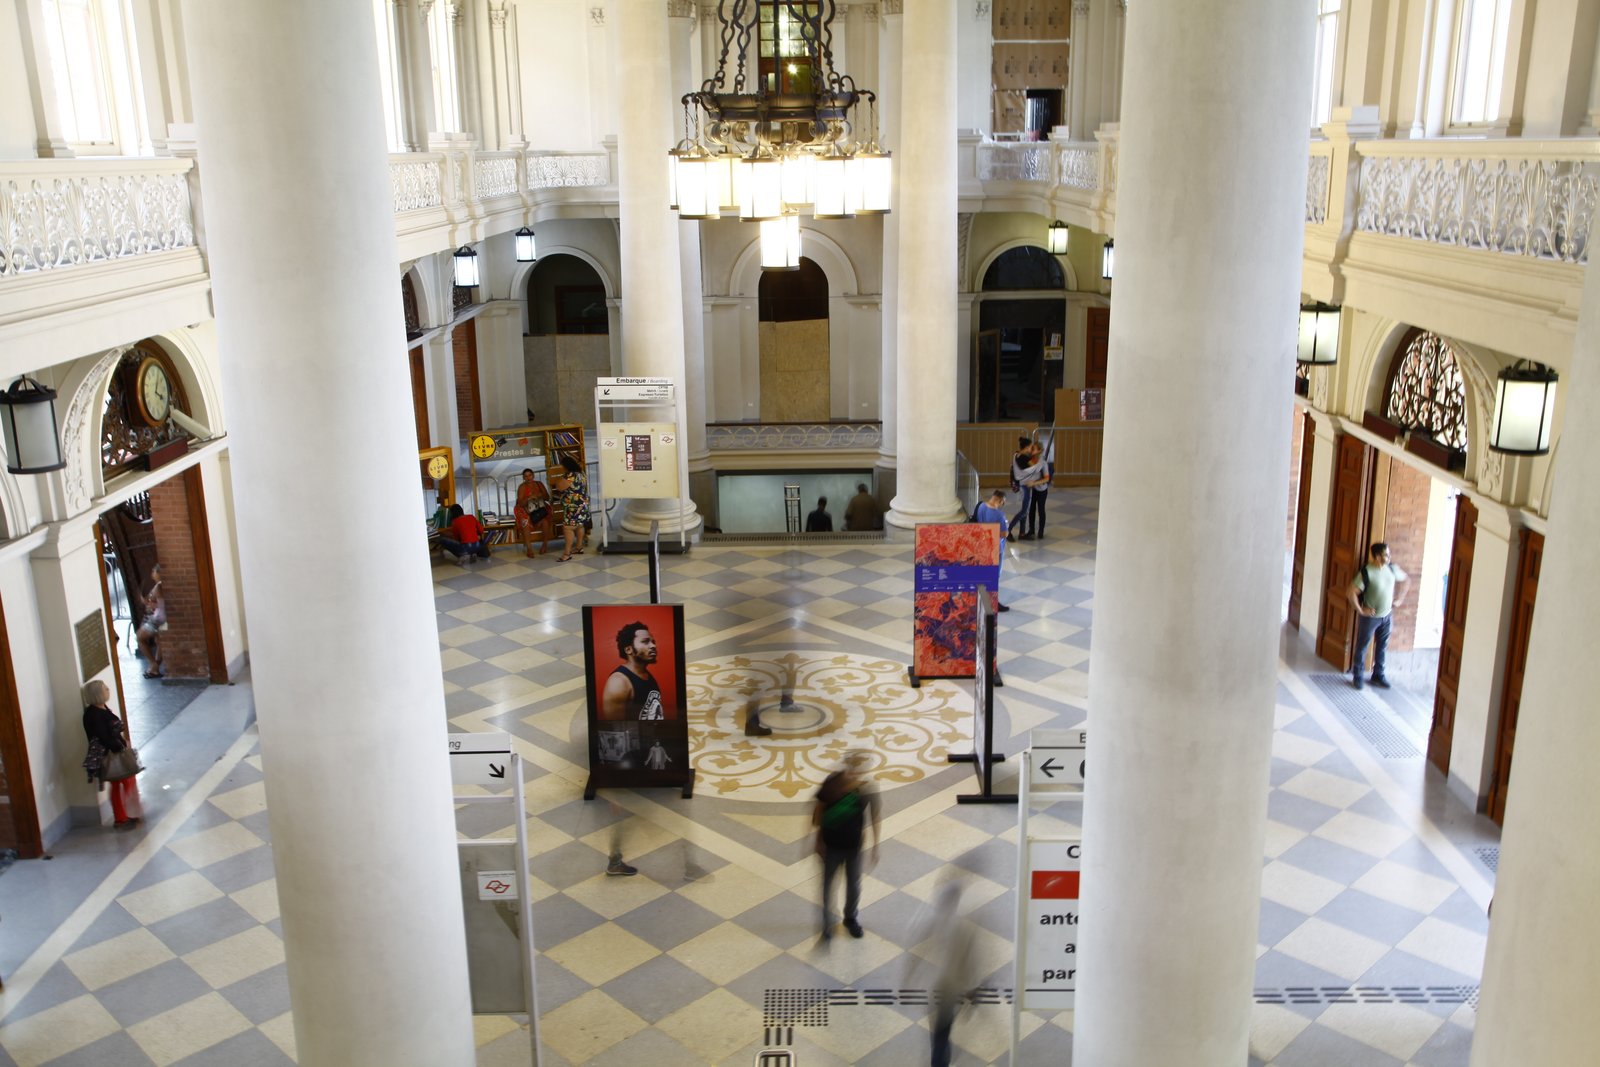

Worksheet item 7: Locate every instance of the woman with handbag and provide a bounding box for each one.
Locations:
[513,468,555,558]
[82,680,141,829]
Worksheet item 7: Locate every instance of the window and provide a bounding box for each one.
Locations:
[372,0,406,151]
[1452,0,1512,125]
[758,2,821,95]
[429,1,461,133]
[37,0,149,154]
[1385,332,1468,454]
[1311,0,1341,128]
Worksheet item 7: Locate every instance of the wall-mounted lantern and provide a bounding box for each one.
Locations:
[0,376,66,474]
[1489,361,1558,455]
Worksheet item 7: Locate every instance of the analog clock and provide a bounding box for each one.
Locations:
[426,455,450,479]
[135,357,173,427]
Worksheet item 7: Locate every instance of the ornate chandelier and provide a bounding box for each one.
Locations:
[669,0,890,232]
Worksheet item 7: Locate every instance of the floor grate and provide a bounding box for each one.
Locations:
[1311,674,1422,758]
[761,987,1013,1033]
[1474,846,1500,873]
[1255,985,1477,1007]
[700,531,888,545]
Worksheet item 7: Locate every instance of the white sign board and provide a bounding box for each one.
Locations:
[476,870,519,901]
[1022,838,1081,1010]
[598,422,680,498]
[1030,726,1086,789]
[597,377,675,401]
[449,731,514,789]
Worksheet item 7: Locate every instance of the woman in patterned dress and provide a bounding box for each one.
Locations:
[551,453,589,561]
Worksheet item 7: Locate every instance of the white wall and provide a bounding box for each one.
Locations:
[0,0,38,158]
[517,0,610,150]
[956,3,994,133]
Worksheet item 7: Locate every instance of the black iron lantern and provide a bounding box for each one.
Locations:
[1297,302,1341,365]
[452,245,480,288]
[1101,239,1114,281]
[1046,220,1069,255]
[514,227,537,263]
[1489,361,1558,455]
[0,376,66,474]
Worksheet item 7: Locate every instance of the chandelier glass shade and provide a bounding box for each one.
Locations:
[760,213,802,271]
[671,0,889,238]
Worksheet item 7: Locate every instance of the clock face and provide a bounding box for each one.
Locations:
[136,358,172,426]
[471,434,497,459]
[427,455,450,479]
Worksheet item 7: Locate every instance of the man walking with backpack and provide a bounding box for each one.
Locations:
[1346,541,1408,690]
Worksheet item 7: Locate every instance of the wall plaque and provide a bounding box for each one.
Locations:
[76,610,110,682]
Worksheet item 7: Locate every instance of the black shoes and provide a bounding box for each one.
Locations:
[844,920,864,939]
[1370,676,1391,689]
[606,858,637,876]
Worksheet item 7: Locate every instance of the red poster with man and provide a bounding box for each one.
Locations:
[581,604,692,797]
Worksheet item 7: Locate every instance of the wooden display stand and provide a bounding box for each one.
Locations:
[464,423,586,546]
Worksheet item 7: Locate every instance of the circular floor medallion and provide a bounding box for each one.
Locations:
[686,652,973,803]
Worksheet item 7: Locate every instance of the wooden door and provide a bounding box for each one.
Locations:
[0,591,43,858]
[1489,528,1543,825]
[1288,412,1316,629]
[1085,306,1109,390]
[408,345,430,450]
[1428,495,1477,773]
[183,467,230,683]
[1317,433,1374,668]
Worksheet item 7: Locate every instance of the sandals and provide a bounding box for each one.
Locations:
[557,553,573,562]
[143,670,162,679]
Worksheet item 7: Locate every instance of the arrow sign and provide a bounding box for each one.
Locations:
[1030,726,1087,790]
[449,731,514,789]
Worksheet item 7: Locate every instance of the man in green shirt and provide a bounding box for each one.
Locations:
[1347,541,1409,690]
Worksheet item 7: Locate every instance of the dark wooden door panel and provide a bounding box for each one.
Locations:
[1429,495,1477,774]
[1317,433,1373,668]
[1489,528,1543,825]
[1085,306,1109,391]
[1289,411,1316,629]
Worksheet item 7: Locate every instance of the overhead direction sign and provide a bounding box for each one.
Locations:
[1030,726,1087,789]
[597,376,674,401]
[449,731,514,789]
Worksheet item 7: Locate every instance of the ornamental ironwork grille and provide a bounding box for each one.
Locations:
[101,343,190,475]
[1384,331,1467,453]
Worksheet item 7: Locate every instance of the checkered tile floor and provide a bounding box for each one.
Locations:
[0,490,1500,1065]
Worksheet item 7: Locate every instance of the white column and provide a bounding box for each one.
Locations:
[1471,168,1600,1067]
[181,3,475,1065]
[401,0,437,148]
[875,2,903,484]
[885,0,963,527]
[668,2,710,471]
[1073,3,1314,1065]
[1068,0,1092,138]
[615,0,700,533]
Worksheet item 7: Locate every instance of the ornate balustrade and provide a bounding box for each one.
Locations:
[388,148,609,214]
[706,422,882,452]
[977,141,1055,182]
[0,159,197,278]
[1306,143,1333,224]
[1351,140,1600,265]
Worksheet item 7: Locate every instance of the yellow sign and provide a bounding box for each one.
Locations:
[470,434,497,459]
[427,455,450,479]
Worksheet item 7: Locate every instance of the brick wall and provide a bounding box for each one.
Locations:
[1380,459,1432,653]
[146,475,210,679]
[453,318,479,433]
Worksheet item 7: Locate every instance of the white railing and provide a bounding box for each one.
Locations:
[0,159,196,278]
[706,421,882,451]
[1306,143,1333,224]
[1352,140,1600,265]
[528,152,609,189]
[472,153,520,200]
[387,148,609,215]
[1057,142,1100,191]
[977,141,1055,182]
[390,154,444,212]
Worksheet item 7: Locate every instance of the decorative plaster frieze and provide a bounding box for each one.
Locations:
[706,423,882,451]
[0,167,196,277]
[473,156,519,199]
[667,0,695,17]
[1073,0,1090,16]
[1306,154,1330,224]
[590,5,606,25]
[61,347,130,514]
[862,4,878,21]
[391,159,444,212]
[975,1,990,18]
[1355,153,1599,264]
[489,2,508,27]
[1058,144,1099,190]
[527,153,609,188]
[419,0,434,16]
[882,0,903,14]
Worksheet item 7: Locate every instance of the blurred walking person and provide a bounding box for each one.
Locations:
[812,752,879,941]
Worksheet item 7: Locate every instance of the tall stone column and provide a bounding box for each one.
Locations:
[1470,169,1600,1067]
[616,0,700,533]
[875,2,903,494]
[1073,3,1314,1065]
[181,3,475,1065]
[668,2,710,482]
[1067,0,1092,138]
[885,0,963,528]
[401,0,437,146]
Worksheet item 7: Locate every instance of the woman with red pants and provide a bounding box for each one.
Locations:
[82,680,140,829]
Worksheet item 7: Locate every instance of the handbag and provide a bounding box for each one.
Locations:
[104,746,144,782]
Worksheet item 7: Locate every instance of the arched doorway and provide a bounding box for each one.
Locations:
[757,257,829,421]
[974,246,1066,422]
[525,254,610,426]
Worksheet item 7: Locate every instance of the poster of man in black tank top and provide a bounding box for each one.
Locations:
[581,604,690,793]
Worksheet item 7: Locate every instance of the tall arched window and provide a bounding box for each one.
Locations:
[1384,331,1468,454]
[31,0,150,155]
[1311,0,1342,127]
[1452,0,1513,124]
